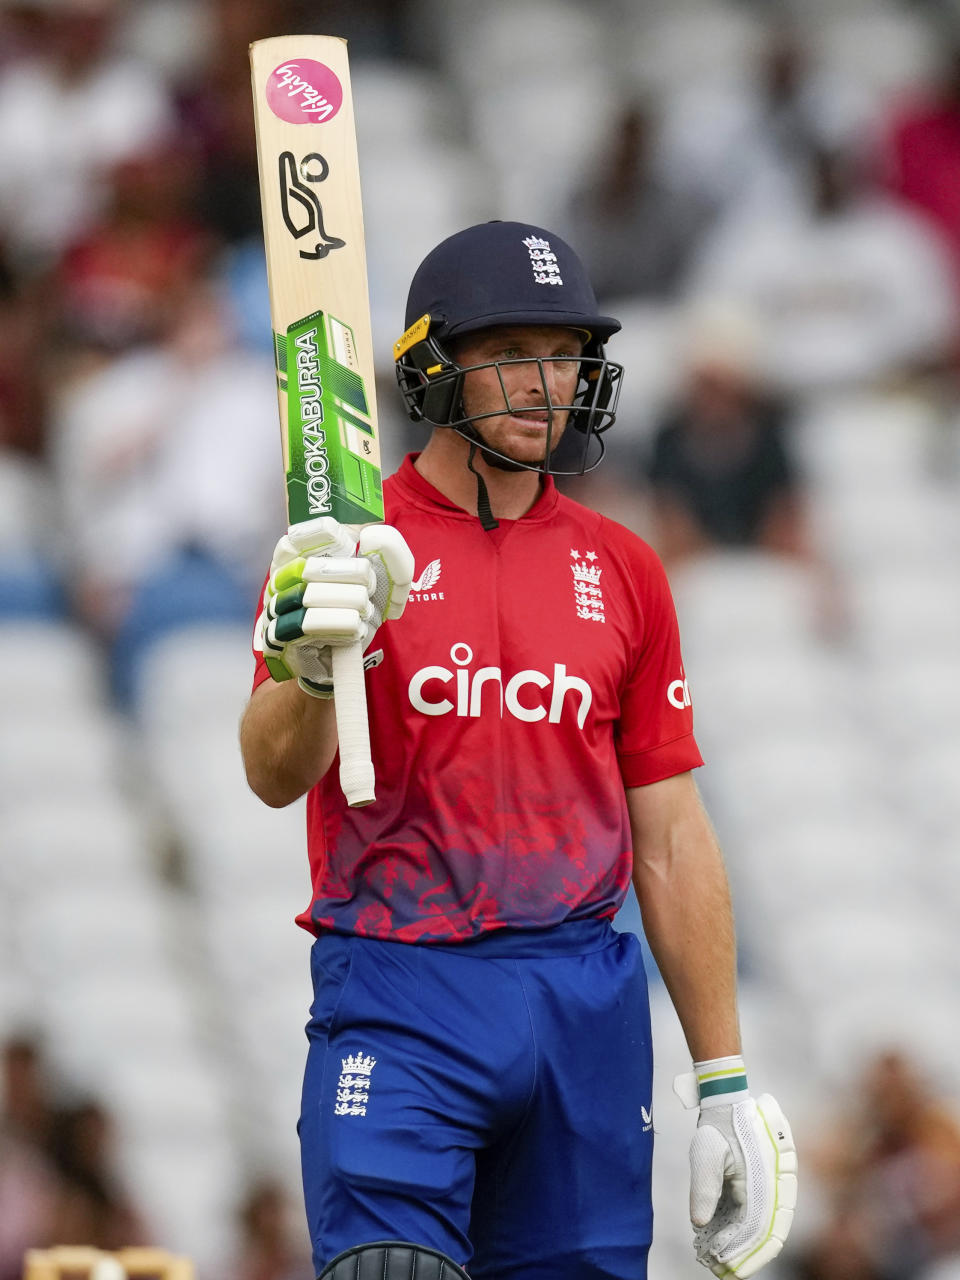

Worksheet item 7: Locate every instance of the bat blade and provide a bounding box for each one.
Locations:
[251,35,383,807]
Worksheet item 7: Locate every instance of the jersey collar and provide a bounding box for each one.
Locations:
[396,453,559,524]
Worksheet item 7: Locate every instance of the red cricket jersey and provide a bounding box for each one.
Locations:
[252,454,703,943]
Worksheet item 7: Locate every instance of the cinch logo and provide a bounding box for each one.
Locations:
[408,643,593,729]
[667,678,692,710]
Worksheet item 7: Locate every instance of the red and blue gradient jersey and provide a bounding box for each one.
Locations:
[251,454,703,943]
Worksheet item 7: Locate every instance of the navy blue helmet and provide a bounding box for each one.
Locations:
[394,221,623,476]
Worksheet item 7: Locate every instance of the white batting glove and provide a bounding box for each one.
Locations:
[254,516,414,698]
[674,1056,798,1279]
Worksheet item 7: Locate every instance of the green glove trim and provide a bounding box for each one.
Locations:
[273,557,307,593]
[274,609,308,643]
[274,583,307,614]
[264,654,294,682]
[699,1074,749,1100]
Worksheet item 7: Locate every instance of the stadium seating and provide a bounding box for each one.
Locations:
[3,3,960,1274]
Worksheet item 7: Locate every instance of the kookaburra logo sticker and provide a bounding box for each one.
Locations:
[278,151,345,260]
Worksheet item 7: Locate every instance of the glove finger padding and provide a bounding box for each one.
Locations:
[691,1095,798,1279]
[273,515,358,568]
[359,524,415,622]
[256,518,415,696]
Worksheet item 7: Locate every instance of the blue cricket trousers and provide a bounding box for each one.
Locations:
[299,919,654,1279]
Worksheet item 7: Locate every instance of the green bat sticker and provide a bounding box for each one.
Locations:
[277,309,384,527]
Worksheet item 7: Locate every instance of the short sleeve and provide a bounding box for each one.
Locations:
[251,572,272,693]
[615,548,703,787]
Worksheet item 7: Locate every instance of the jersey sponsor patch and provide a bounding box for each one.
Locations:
[407,641,593,729]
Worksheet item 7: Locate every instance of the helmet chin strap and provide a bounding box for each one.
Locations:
[459,408,554,533]
[466,439,500,531]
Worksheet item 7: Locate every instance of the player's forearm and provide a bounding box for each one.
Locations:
[240,679,339,807]
[628,780,741,1061]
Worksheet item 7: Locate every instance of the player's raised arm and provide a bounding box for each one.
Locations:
[241,678,339,808]
[241,515,413,807]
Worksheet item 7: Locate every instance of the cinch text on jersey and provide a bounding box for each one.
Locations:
[408,643,593,729]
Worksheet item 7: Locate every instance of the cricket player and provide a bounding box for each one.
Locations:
[240,221,797,1280]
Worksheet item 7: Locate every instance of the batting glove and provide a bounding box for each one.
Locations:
[674,1056,798,1279]
[255,516,414,698]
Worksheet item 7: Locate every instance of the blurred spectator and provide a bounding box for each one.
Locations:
[657,23,872,227]
[0,0,175,272]
[222,1178,313,1280]
[1,1035,54,1145]
[52,137,215,357]
[0,241,47,454]
[882,21,960,298]
[796,1050,960,1280]
[642,305,808,567]
[0,1037,60,1280]
[177,34,268,246]
[48,268,284,702]
[564,99,712,303]
[46,1099,151,1251]
[0,2,55,71]
[687,138,960,394]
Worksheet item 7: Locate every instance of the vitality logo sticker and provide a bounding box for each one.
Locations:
[266,59,343,123]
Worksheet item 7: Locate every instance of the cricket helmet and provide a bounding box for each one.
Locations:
[393,220,623,475]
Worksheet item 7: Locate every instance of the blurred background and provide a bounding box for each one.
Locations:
[2,0,960,1277]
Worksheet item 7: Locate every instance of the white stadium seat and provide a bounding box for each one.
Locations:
[811,5,938,99]
[444,0,606,91]
[812,484,960,574]
[352,59,463,151]
[0,794,157,895]
[134,622,255,735]
[866,653,960,754]
[770,901,960,1016]
[117,1130,239,1270]
[689,645,859,747]
[12,880,187,984]
[0,703,132,806]
[625,2,767,95]
[794,391,941,492]
[39,967,201,1067]
[0,619,108,711]
[730,810,913,920]
[669,550,825,662]
[850,567,960,662]
[705,725,884,831]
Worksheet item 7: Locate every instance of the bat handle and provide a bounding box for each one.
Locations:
[331,641,375,807]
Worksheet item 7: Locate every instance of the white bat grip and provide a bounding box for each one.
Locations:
[331,641,375,807]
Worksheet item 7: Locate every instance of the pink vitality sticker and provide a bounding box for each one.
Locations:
[266,59,343,124]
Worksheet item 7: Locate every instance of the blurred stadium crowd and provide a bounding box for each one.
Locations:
[3,0,960,1276]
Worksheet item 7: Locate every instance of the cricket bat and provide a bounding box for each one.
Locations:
[250,35,383,807]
